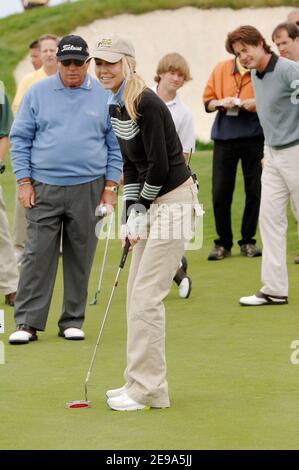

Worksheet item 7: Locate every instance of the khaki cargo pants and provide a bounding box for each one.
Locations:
[123,183,198,408]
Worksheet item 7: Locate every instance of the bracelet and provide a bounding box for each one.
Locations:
[104,185,118,193]
[18,181,32,186]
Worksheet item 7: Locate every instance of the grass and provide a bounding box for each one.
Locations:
[1,151,299,450]
[1,0,299,451]
[1,0,299,99]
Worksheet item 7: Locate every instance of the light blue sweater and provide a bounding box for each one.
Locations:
[10,73,122,185]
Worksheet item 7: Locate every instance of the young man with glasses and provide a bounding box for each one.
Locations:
[8,35,122,344]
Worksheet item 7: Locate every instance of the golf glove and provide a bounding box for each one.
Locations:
[126,208,148,239]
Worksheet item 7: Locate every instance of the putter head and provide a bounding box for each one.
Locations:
[89,297,97,306]
[66,400,91,409]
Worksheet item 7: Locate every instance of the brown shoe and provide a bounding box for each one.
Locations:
[240,243,262,258]
[208,245,231,261]
[5,292,16,307]
[294,255,299,264]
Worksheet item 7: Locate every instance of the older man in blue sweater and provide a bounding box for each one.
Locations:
[9,35,122,344]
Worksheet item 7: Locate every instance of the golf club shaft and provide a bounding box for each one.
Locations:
[187,148,193,166]
[84,238,131,401]
[93,212,114,302]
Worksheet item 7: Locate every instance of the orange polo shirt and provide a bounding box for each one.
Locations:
[203,58,255,105]
[202,58,263,141]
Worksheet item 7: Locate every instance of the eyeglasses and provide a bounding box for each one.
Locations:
[60,59,85,67]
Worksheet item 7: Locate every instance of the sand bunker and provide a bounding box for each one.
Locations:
[14,6,294,141]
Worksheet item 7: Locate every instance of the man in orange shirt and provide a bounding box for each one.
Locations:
[203,54,263,260]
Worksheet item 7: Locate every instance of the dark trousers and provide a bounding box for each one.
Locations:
[14,177,104,331]
[212,138,263,250]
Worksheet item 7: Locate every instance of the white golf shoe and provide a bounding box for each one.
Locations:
[59,327,85,340]
[106,385,128,399]
[239,291,288,306]
[178,276,192,299]
[107,392,150,411]
[9,325,38,345]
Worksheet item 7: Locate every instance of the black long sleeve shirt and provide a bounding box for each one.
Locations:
[109,88,191,217]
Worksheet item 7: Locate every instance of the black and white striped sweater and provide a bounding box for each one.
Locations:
[109,88,191,217]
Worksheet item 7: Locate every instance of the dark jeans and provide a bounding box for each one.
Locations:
[212,137,263,250]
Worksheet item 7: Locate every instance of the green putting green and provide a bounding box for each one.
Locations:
[1,152,299,450]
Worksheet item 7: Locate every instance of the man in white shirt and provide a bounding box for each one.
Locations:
[153,53,196,299]
[153,53,195,159]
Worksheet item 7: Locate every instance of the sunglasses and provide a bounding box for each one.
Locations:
[60,59,85,67]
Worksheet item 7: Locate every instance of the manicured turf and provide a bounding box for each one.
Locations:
[1,152,299,450]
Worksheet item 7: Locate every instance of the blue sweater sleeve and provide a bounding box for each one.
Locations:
[10,90,36,180]
[104,112,123,183]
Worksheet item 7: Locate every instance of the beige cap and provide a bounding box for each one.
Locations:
[88,34,135,63]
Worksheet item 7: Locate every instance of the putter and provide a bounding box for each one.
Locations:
[66,238,131,409]
[90,210,114,305]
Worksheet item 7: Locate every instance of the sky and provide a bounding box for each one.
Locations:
[0,0,76,19]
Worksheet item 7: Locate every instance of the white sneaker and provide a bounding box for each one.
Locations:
[59,327,85,340]
[239,291,288,306]
[178,277,192,299]
[107,392,150,411]
[9,327,38,345]
[106,385,127,399]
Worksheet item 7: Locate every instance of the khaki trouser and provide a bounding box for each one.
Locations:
[0,185,19,295]
[123,183,198,408]
[260,144,299,297]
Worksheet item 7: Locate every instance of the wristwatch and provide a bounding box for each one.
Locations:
[104,185,118,193]
[0,162,5,174]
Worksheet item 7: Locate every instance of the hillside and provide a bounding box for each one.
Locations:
[1,0,297,140]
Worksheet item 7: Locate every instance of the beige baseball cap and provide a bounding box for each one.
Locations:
[87,34,135,63]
